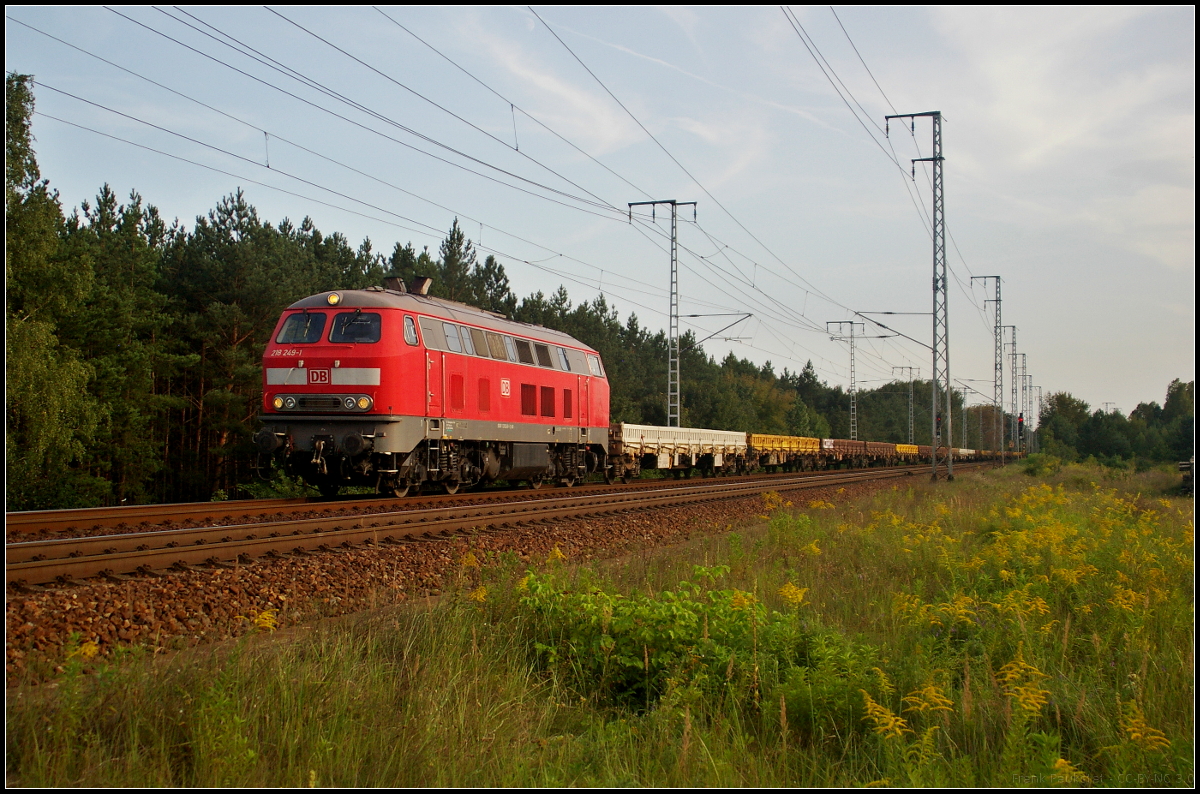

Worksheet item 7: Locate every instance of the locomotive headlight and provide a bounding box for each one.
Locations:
[343,396,356,410]
[273,396,284,410]
[357,396,371,410]
[284,396,297,409]
[327,292,341,305]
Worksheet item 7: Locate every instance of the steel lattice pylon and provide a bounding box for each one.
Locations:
[628,199,695,427]
[888,110,951,480]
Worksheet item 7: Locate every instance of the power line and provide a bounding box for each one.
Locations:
[102,6,625,221]
[530,5,852,315]
[371,6,655,202]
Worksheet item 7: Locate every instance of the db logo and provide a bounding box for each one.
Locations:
[500,378,511,397]
[308,369,330,385]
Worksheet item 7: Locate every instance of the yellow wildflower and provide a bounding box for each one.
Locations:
[861,691,911,739]
[777,582,808,607]
[468,586,488,603]
[1121,702,1170,752]
[546,546,566,563]
[1052,758,1088,785]
[730,590,757,611]
[253,609,278,633]
[461,551,479,568]
[901,683,954,715]
[68,640,100,660]
[996,646,1050,716]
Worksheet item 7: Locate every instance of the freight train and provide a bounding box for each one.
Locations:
[254,283,993,496]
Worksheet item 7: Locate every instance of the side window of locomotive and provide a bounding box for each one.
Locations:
[442,323,463,353]
[329,311,381,343]
[470,328,490,357]
[503,336,519,363]
[458,326,476,356]
[486,332,507,360]
[534,343,554,368]
[418,317,447,350]
[515,339,536,365]
[587,354,606,378]
[540,386,555,417]
[556,347,571,371]
[563,388,573,418]
[403,315,419,346]
[276,311,327,344]
[478,379,491,412]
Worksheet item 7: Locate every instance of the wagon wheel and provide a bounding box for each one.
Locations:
[528,477,544,490]
[391,481,410,499]
[442,480,460,495]
[604,468,617,485]
[561,476,577,488]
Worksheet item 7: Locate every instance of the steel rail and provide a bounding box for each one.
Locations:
[7,465,985,587]
[6,465,930,537]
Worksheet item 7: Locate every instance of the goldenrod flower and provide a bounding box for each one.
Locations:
[546,546,566,563]
[68,640,100,660]
[777,582,808,607]
[253,609,279,632]
[730,590,757,611]
[1052,758,1088,784]
[902,683,954,714]
[468,586,488,603]
[861,690,911,739]
[1121,701,1170,752]
[461,551,479,568]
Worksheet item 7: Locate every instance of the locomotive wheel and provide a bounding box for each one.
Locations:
[442,481,460,495]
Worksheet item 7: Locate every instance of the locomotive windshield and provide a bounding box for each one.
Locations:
[276,311,327,344]
[329,311,382,343]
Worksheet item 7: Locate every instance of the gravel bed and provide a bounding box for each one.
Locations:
[6,479,890,685]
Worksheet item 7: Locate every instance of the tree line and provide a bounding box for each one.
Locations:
[6,75,1189,510]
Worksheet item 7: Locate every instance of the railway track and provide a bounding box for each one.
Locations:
[7,465,982,588]
[5,465,962,540]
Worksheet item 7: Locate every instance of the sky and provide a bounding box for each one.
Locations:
[5,6,1195,422]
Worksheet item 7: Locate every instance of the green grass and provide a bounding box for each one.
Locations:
[6,463,1193,786]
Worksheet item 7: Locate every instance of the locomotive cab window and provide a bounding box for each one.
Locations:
[418,317,447,350]
[276,311,327,344]
[403,315,419,346]
[556,347,571,371]
[587,354,605,377]
[329,311,381,343]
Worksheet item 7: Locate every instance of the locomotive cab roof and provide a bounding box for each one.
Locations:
[285,289,599,353]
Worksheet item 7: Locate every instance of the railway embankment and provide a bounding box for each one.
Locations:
[6,463,1192,787]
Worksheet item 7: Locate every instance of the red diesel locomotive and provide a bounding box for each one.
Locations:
[254,279,611,496]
